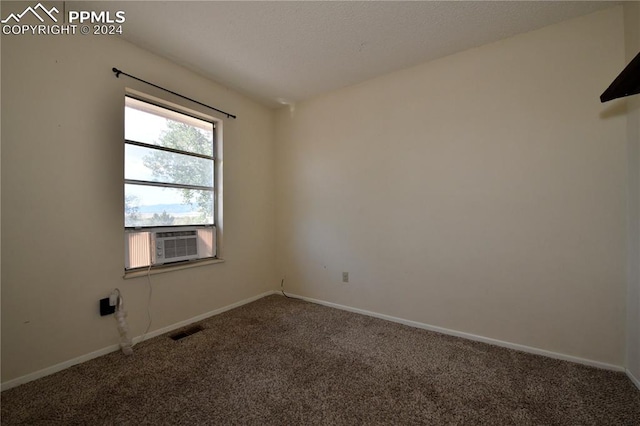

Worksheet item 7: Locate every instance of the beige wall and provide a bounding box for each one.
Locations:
[1,14,276,380]
[275,7,628,366]
[624,1,640,380]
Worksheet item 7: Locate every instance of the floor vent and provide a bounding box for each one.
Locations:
[170,325,204,341]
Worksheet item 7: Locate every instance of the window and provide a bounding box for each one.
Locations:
[124,96,218,270]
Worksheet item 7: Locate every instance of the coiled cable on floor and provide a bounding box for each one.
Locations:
[114,289,133,355]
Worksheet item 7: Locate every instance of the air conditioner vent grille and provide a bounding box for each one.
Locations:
[165,237,197,259]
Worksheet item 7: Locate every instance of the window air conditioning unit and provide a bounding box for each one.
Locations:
[152,228,199,265]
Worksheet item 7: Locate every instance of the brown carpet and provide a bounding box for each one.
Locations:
[2,295,639,425]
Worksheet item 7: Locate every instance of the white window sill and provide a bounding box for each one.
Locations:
[123,258,225,279]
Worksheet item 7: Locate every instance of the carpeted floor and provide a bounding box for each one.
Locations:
[2,295,639,425]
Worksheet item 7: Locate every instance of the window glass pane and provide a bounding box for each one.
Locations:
[125,97,213,157]
[125,184,214,227]
[125,144,213,188]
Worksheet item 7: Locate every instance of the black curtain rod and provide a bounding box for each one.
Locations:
[112,67,237,119]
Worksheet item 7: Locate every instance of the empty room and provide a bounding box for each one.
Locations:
[2,0,639,424]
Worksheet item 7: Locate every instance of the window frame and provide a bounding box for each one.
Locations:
[123,92,223,276]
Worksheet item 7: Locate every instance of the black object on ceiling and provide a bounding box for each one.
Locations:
[600,51,640,103]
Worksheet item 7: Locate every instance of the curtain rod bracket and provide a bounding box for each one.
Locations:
[111,66,237,119]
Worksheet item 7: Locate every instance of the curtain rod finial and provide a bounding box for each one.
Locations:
[112,67,122,78]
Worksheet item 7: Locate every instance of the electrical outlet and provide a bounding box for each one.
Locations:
[342,272,349,283]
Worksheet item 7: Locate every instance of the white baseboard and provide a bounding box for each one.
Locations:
[627,369,640,391]
[1,290,276,392]
[1,343,123,392]
[283,292,626,373]
[3,290,630,392]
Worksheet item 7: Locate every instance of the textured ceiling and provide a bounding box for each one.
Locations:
[91,1,619,107]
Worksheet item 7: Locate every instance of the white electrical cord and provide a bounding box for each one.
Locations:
[142,264,153,339]
[281,278,301,300]
[137,243,154,345]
